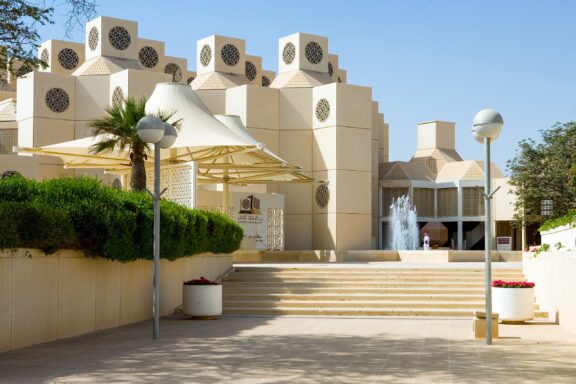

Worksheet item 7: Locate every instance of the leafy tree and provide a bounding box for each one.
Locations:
[89,97,177,192]
[507,122,576,226]
[0,0,97,76]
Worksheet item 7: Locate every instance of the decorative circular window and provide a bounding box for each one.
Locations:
[315,98,330,122]
[315,184,330,209]
[108,26,131,51]
[262,75,271,87]
[88,27,99,51]
[138,46,158,68]
[282,42,296,65]
[187,76,195,85]
[221,44,240,66]
[338,76,342,83]
[200,44,212,67]
[305,42,323,64]
[45,88,70,113]
[328,62,334,77]
[245,61,257,81]
[57,48,79,70]
[112,86,124,107]
[164,63,182,82]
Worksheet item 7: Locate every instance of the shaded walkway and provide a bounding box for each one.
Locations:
[1,316,575,383]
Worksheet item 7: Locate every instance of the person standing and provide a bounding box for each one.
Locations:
[423,233,431,251]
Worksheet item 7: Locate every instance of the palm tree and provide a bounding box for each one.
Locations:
[89,97,176,192]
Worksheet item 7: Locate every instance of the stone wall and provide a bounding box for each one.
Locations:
[0,248,232,352]
[540,225,576,250]
[522,251,576,335]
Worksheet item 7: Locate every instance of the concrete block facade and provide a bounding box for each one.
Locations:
[1,15,388,252]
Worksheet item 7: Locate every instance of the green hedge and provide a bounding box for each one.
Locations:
[540,209,576,232]
[0,176,243,261]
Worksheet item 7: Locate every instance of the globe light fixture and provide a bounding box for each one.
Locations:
[472,108,503,346]
[136,115,165,143]
[136,115,178,340]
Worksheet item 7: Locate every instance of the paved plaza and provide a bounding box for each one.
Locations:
[1,315,575,383]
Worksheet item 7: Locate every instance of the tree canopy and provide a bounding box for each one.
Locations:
[0,0,97,76]
[507,121,576,226]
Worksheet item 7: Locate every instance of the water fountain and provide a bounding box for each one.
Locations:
[388,195,419,250]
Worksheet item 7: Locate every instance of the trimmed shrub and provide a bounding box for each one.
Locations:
[0,177,243,261]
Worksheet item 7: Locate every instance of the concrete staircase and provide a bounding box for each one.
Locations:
[222,265,547,318]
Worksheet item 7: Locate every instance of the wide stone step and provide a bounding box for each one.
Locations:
[223,300,489,309]
[234,268,523,274]
[223,293,486,302]
[223,276,526,283]
[223,287,486,295]
[223,307,549,318]
[223,281,487,288]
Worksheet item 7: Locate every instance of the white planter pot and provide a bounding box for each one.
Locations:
[492,287,534,321]
[182,285,222,317]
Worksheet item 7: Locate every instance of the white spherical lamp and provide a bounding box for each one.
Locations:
[157,123,178,149]
[472,109,504,141]
[136,115,165,143]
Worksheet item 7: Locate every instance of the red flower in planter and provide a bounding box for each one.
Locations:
[491,280,535,288]
[184,276,219,285]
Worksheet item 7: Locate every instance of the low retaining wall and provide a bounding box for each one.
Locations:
[0,249,232,352]
[541,225,576,250]
[233,250,522,263]
[522,251,576,334]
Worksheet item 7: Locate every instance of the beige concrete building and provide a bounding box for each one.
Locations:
[379,121,519,250]
[0,15,517,252]
[0,16,388,252]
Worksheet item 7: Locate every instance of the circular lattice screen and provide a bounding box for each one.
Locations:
[109,26,131,50]
[57,48,79,70]
[282,42,296,65]
[200,44,212,67]
[138,46,158,68]
[88,27,99,51]
[164,63,182,82]
[221,44,240,66]
[316,184,330,208]
[305,42,323,64]
[45,88,70,113]
[338,77,342,83]
[262,75,271,87]
[328,62,334,77]
[40,48,49,63]
[245,61,257,81]
[187,76,195,85]
[112,86,124,107]
[315,98,330,122]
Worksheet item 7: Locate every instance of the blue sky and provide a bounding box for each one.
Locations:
[38,0,576,172]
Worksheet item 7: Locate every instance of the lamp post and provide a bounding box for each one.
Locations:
[472,109,504,346]
[136,116,178,340]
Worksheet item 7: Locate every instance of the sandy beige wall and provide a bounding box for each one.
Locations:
[522,251,576,335]
[0,248,232,352]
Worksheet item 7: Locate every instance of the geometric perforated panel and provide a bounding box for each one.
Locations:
[112,86,124,107]
[139,46,159,68]
[200,44,212,67]
[282,42,296,65]
[109,26,131,50]
[315,98,330,123]
[245,61,257,81]
[315,184,330,208]
[221,44,240,66]
[266,208,284,250]
[45,88,70,113]
[88,27,99,51]
[262,75,271,87]
[0,129,17,154]
[305,41,323,64]
[164,63,182,82]
[58,48,79,70]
